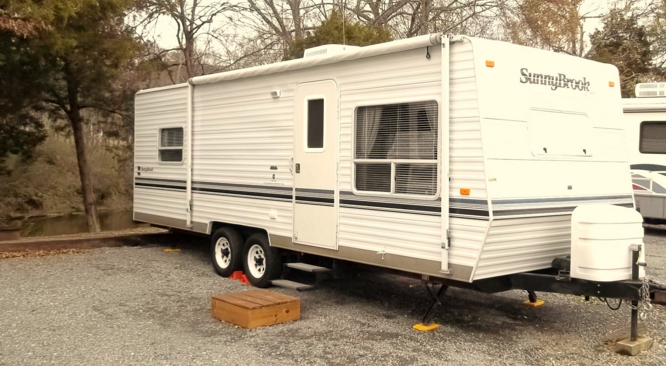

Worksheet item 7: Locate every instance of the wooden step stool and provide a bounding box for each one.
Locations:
[211,290,300,329]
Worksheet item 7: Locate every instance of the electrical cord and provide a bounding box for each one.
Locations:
[598,297,623,310]
[604,298,623,310]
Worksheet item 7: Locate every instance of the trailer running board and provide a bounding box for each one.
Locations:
[285,262,332,273]
[270,279,315,291]
[271,262,332,292]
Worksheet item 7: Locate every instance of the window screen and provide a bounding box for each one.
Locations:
[307,99,324,149]
[159,127,184,162]
[640,122,666,154]
[354,101,438,197]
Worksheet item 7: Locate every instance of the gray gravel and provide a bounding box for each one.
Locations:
[1,231,666,366]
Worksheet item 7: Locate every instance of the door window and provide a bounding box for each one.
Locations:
[306,98,325,150]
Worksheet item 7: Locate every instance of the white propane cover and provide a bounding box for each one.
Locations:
[571,204,645,282]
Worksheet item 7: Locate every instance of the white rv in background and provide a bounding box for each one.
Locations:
[133,33,664,322]
[623,82,666,221]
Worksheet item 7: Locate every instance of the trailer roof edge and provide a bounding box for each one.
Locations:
[189,33,443,86]
[136,82,188,95]
[622,98,666,112]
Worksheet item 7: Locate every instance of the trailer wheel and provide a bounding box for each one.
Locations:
[210,227,243,277]
[242,233,281,288]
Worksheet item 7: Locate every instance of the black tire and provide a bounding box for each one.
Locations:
[242,233,282,288]
[210,227,243,277]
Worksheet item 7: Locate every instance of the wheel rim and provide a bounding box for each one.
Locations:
[247,244,266,279]
[214,237,231,269]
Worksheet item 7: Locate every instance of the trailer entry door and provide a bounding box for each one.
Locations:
[293,80,339,249]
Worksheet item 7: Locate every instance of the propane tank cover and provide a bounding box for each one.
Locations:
[570,204,645,282]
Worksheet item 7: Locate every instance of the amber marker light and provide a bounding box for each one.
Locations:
[460,188,471,195]
[609,81,615,87]
[485,60,495,68]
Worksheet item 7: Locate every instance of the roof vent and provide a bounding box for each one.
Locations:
[303,44,360,58]
[635,82,666,98]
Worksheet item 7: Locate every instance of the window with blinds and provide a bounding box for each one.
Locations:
[159,127,184,162]
[640,122,666,154]
[354,101,439,197]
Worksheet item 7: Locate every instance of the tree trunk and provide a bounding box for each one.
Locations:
[65,63,101,233]
[70,109,101,233]
[290,0,303,40]
[185,33,195,79]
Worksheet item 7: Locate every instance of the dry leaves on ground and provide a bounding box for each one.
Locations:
[0,248,86,260]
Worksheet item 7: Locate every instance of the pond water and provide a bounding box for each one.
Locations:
[17,210,148,237]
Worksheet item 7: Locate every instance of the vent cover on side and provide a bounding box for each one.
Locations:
[635,82,666,98]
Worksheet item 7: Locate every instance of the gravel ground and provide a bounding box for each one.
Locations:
[1,231,666,366]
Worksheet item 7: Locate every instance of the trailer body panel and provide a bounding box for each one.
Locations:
[134,35,632,284]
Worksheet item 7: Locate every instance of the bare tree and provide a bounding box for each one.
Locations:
[136,0,233,80]
[651,0,666,70]
[349,0,413,26]
[239,0,327,59]
[499,0,657,58]
[239,0,508,60]
[389,0,507,38]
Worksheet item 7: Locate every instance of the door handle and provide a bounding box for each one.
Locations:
[295,163,300,174]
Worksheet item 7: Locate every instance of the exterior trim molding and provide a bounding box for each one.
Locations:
[269,234,473,283]
[134,212,208,234]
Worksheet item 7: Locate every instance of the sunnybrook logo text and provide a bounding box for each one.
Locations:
[520,68,590,91]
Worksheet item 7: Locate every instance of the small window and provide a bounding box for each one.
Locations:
[633,178,652,190]
[353,101,438,197]
[159,127,184,162]
[640,122,666,154]
[307,99,325,149]
[653,182,666,194]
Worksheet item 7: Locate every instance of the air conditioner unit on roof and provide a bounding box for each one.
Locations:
[303,44,360,58]
[635,82,666,98]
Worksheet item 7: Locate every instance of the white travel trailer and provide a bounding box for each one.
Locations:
[623,82,666,221]
[134,34,663,330]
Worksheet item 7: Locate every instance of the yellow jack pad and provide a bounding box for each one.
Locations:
[523,299,545,308]
[413,323,440,332]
